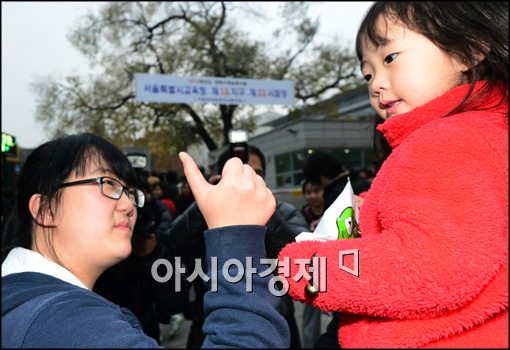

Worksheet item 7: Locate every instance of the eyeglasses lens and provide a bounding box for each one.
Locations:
[100,178,144,208]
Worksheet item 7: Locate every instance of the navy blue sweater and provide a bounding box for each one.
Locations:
[2,226,290,348]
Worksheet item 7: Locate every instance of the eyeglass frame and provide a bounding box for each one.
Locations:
[59,176,145,208]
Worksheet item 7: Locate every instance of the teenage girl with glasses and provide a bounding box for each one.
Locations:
[2,133,289,348]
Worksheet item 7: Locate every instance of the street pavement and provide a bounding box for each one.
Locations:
[161,300,332,348]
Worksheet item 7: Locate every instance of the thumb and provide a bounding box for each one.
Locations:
[179,152,210,202]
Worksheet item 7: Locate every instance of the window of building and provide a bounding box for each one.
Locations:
[274,147,376,188]
[275,150,307,188]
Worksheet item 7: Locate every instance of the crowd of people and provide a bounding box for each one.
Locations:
[2,1,507,348]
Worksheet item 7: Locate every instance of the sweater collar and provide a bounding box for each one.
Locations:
[376,81,505,149]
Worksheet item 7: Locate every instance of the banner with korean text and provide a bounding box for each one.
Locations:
[135,73,294,106]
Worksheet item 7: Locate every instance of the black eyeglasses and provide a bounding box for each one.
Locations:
[59,176,145,208]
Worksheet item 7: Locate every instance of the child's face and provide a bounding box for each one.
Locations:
[303,182,324,207]
[50,157,137,275]
[360,17,468,120]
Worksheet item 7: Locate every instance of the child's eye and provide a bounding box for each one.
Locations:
[384,53,398,64]
[363,74,372,82]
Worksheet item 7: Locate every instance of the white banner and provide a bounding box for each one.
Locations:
[135,73,294,106]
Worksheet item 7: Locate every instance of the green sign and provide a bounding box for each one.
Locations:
[2,133,17,156]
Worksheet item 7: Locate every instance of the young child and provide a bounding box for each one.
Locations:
[278,2,508,347]
[1,133,289,348]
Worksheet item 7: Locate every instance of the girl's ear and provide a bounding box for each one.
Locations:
[454,55,472,73]
[458,45,488,73]
[28,194,55,227]
[459,60,470,73]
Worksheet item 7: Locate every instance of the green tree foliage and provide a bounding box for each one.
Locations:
[32,2,363,160]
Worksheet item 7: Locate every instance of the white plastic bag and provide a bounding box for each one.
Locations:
[296,178,360,242]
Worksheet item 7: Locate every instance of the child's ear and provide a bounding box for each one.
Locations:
[459,45,488,72]
[454,55,472,73]
[459,60,470,73]
[28,194,55,227]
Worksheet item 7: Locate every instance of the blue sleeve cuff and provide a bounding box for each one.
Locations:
[204,225,267,262]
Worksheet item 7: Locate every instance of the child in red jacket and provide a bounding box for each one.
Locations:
[279,2,508,347]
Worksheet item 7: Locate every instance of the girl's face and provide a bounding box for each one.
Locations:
[360,17,468,120]
[303,182,324,207]
[51,157,137,276]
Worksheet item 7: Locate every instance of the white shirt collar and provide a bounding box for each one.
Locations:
[1,247,89,290]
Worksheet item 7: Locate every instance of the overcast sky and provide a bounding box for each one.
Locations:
[2,1,373,149]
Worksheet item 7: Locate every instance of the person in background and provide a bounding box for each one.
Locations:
[278,2,508,347]
[1,132,290,348]
[299,179,326,348]
[300,179,325,232]
[148,176,177,221]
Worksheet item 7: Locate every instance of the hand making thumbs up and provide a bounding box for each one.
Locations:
[179,152,276,229]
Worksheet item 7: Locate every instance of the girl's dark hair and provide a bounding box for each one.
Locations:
[1,133,137,262]
[356,2,508,166]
